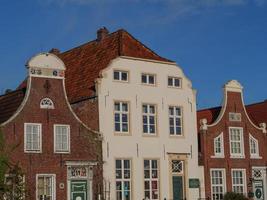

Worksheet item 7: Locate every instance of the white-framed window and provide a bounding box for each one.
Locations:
[144,159,160,200]
[36,174,56,200]
[114,101,129,133]
[168,76,181,88]
[141,73,156,85]
[210,169,226,200]
[229,127,244,158]
[40,98,54,109]
[249,135,259,158]
[231,169,246,195]
[213,133,224,157]
[115,159,131,200]
[54,125,70,153]
[142,104,156,135]
[113,70,128,82]
[169,106,182,136]
[24,123,42,153]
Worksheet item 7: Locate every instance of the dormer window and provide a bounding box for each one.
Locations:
[113,70,128,82]
[213,133,224,157]
[40,98,54,109]
[249,135,260,158]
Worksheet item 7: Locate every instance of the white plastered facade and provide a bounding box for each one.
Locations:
[97,57,205,200]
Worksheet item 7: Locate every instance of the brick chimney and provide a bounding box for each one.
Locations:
[49,48,60,55]
[97,27,109,41]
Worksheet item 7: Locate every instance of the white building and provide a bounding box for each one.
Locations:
[57,28,205,200]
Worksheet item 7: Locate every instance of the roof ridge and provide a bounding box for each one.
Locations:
[60,30,120,55]
[0,88,25,98]
[119,29,174,62]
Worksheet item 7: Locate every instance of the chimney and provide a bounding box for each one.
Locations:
[49,48,60,55]
[97,27,109,41]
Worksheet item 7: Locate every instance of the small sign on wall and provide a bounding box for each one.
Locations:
[189,179,200,188]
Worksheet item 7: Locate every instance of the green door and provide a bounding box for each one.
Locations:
[173,176,183,200]
[71,181,87,200]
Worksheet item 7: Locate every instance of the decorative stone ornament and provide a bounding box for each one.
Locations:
[259,123,267,133]
[26,53,66,79]
[200,118,208,131]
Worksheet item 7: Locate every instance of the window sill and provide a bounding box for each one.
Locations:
[211,155,225,158]
[230,155,245,159]
[142,134,158,137]
[250,156,262,159]
[54,151,70,154]
[24,150,42,154]
[114,132,131,136]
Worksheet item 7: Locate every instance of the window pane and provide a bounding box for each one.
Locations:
[149,75,154,84]
[174,78,180,87]
[168,78,173,86]
[121,72,128,81]
[142,75,147,83]
[114,71,120,80]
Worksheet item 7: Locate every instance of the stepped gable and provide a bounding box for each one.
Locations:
[58,28,173,103]
[0,88,26,124]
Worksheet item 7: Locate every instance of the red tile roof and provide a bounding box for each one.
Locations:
[58,29,173,103]
[0,88,26,124]
[1,28,173,123]
[197,100,267,131]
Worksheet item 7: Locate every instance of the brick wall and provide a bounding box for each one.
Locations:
[2,77,102,200]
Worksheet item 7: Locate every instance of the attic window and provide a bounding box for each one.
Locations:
[40,98,54,109]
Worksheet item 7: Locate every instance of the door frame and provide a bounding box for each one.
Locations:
[168,154,188,200]
[71,180,88,200]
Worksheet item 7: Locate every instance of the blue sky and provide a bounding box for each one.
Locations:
[0,0,266,109]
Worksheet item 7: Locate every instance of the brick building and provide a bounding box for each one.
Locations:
[0,53,102,200]
[197,80,267,200]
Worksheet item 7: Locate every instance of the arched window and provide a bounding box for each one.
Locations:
[40,98,54,109]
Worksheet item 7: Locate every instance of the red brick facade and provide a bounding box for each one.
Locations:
[1,63,102,199]
[198,81,267,199]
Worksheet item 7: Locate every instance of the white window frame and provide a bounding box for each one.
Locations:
[142,104,157,135]
[114,101,130,134]
[113,70,129,82]
[36,174,56,200]
[115,159,132,200]
[249,134,260,158]
[168,106,183,136]
[231,169,247,195]
[144,159,160,200]
[40,98,55,109]
[24,123,42,153]
[229,127,244,158]
[210,168,226,200]
[141,73,156,86]
[54,124,70,153]
[212,133,224,158]
[167,76,181,88]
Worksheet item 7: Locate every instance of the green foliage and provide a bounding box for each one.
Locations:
[0,128,25,200]
[223,192,249,200]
